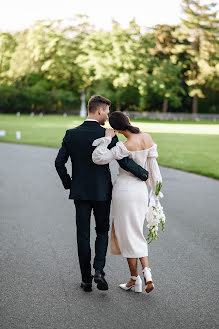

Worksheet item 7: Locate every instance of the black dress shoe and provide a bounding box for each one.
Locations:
[94,270,108,291]
[80,281,92,292]
[80,274,94,292]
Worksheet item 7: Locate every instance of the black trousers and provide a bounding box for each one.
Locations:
[73,199,111,283]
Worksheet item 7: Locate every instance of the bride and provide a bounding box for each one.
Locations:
[92,111,162,294]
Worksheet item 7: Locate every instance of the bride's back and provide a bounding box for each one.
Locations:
[117,133,154,179]
[124,133,154,152]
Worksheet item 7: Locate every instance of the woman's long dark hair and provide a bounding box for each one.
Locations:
[109,111,140,134]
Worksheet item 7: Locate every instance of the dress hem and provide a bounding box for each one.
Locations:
[109,252,148,258]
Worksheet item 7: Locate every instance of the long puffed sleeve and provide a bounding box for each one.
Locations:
[146,144,162,194]
[92,136,130,165]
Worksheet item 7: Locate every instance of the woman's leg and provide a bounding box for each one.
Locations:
[139,256,149,269]
[125,258,138,287]
[140,256,154,291]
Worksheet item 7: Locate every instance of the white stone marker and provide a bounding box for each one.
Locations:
[16,131,21,139]
[80,88,87,118]
[0,130,6,137]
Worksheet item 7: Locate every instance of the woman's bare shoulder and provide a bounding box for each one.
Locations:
[142,133,154,147]
[123,133,154,151]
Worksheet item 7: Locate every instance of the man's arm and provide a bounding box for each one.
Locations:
[107,134,119,149]
[108,135,149,181]
[117,157,149,181]
[55,130,71,189]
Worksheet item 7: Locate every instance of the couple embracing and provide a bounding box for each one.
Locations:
[55,95,162,294]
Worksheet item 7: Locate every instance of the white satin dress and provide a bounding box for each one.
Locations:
[92,136,162,258]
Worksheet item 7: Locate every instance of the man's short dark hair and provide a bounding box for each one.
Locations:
[88,95,111,113]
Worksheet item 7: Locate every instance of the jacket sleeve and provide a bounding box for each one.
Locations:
[117,157,149,181]
[55,130,72,190]
[108,135,119,149]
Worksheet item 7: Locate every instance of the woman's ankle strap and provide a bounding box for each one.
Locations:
[142,267,151,273]
[131,275,139,280]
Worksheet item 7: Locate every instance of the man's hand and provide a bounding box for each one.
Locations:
[105,128,116,138]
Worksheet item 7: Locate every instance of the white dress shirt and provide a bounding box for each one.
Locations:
[85,119,99,122]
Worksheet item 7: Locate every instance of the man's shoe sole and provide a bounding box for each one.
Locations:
[94,277,108,291]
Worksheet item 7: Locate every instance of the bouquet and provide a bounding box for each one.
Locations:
[146,181,166,244]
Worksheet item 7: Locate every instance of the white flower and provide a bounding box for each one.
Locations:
[146,182,166,244]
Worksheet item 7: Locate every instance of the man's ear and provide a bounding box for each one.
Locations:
[127,116,130,123]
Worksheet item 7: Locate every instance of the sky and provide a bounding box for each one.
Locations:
[0,0,218,32]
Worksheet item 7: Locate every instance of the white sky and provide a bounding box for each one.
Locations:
[1,0,218,32]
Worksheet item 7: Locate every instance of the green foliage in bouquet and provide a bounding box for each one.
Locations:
[155,181,162,196]
[146,181,166,244]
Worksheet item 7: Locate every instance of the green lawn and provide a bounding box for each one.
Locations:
[0,114,219,179]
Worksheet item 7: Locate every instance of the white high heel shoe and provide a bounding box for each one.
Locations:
[142,267,155,293]
[119,275,142,293]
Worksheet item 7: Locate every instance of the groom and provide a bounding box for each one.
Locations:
[55,95,149,292]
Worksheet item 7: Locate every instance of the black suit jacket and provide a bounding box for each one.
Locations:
[55,120,149,201]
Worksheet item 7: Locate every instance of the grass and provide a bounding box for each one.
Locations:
[0,114,219,179]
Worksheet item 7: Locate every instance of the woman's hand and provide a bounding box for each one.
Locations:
[105,128,116,138]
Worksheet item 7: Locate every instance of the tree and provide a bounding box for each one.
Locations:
[150,24,186,111]
[174,0,219,113]
[77,19,154,110]
[146,60,185,112]
[8,16,92,93]
[152,24,177,61]
[0,32,17,83]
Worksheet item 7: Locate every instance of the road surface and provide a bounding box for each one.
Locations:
[0,142,218,329]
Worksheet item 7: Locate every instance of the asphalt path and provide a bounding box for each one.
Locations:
[0,142,218,329]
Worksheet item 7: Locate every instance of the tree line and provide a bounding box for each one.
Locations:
[0,0,218,114]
